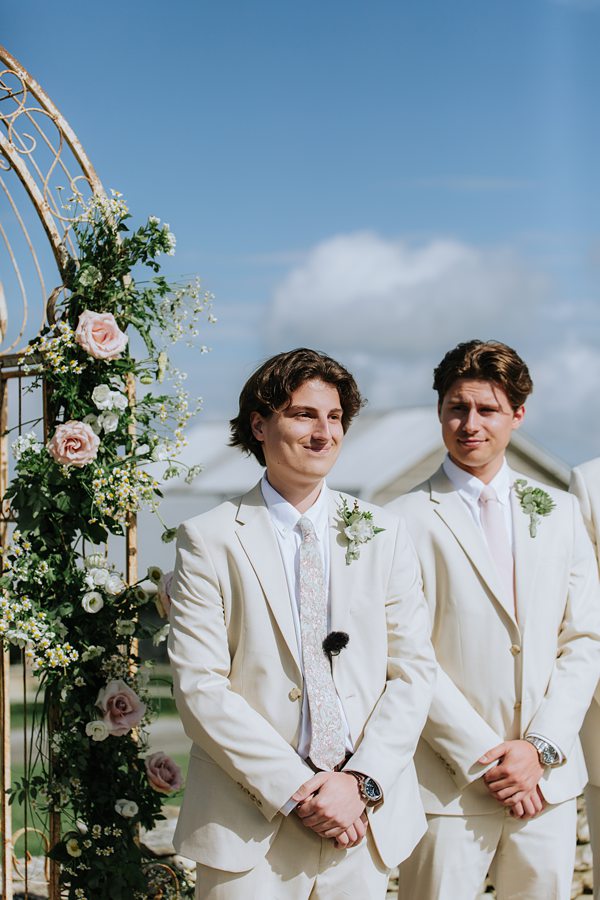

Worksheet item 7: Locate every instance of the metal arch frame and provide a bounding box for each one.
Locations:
[0,45,105,282]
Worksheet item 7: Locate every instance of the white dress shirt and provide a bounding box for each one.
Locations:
[442,455,514,548]
[442,454,564,763]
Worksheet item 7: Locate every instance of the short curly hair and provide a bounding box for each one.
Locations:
[229,348,364,466]
[433,340,533,410]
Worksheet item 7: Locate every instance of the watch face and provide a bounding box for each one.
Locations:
[541,746,559,765]
[364,778,381,801]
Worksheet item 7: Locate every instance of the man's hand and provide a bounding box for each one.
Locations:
[292,771,365,836]
[508,786,545,820]
[478,739,544,806]
[333,812,369,849]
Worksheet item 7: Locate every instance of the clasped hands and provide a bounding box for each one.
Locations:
[292,771,367,849]
[478,739,545,819]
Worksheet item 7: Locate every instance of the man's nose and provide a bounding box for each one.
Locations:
[312,416,331,439]
[463,409,480,432]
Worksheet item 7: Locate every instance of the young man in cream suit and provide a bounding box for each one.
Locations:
[570,459,600,899]
[168,348,436,899]
[388,339,600,900]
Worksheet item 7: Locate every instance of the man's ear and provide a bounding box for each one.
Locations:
[250,411,265,442]
[512,405,526,430]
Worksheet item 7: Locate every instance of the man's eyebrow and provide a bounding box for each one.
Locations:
[286,404,344,414]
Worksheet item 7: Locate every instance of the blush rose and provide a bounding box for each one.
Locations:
[74,310,128,360]
[47,421,100,467]
[96,679,146,736]
[145,752,183,794]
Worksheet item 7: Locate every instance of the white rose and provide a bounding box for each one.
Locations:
[92,384,113,410]
[344,519,375,544]
[85,720,109,741]
[150,443,168,461]
[116,619,136,636]
[89,567,109,587]
[114,798,138,818]
[82,413,101,436]
[97,411,119,433]
[110,391,128,411]
[104,573,125,596]
[81,591,104,614]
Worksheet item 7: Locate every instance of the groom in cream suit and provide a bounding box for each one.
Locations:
[570,459,600,899]
[389,340,600,900]
[168,348,436,899]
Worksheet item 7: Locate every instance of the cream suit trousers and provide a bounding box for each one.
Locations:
[397,799,577,900]
[194,812,390,899]
[585,784,600,900]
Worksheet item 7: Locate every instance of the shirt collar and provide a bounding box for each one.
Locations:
[442,454,512,505]
[260,475,330,538]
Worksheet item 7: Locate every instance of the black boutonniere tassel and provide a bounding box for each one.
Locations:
[323,631,349,657]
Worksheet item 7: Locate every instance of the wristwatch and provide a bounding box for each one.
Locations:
[525,736,561,768]
[346,771,383,806]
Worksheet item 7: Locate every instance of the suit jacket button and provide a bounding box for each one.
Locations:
[289,687,302,701]
[510,644,521,656]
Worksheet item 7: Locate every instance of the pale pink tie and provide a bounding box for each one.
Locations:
[479,485,515,614]
[298,516,346,770]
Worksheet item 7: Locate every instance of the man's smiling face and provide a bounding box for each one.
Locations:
[439,377,525,482]
[250,378,344,495]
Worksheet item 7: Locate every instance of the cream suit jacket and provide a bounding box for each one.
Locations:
[388,467,600,816]
[570,459,600,786]
[168,484,436,871]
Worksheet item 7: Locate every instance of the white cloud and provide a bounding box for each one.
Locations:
[268,230,551,361]
[525,340,600,465]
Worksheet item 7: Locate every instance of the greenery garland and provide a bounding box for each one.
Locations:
[0,191,213,899]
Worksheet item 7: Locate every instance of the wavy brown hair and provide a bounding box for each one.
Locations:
[433,340,533,410]
[230,348,364,466]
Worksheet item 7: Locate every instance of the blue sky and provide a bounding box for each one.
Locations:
[3,0,600,463]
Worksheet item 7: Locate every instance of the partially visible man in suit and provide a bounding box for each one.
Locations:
[168,347,436,899]
[570,459,600,899]
[389,339,600,900]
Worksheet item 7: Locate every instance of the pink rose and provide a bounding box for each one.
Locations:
[74,310,128,360]
[96,679,146,736]
[47,420,100,467]
[145,751,183,794]
[155,571,173,619]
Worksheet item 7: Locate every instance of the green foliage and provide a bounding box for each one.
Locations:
[1,191,212,899]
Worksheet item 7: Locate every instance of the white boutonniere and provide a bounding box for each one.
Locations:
[514,478,556,538]
[337,495,385,565]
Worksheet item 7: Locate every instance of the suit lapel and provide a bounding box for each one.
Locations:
[235,483,302,673]
[327,491,355,636]
[511,481,543,630]
[430,468,518,627]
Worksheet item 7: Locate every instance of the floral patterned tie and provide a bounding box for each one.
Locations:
[298,516,346,770]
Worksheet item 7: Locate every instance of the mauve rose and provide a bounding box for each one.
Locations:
[75,310,128,360]
[145,752,183,794]
[47,421,100,467]
[96,679,146,736]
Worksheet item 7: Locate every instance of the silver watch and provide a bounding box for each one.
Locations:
[525,736,561,768]
[346,771,382,806]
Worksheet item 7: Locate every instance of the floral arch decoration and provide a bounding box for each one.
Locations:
[0,46,212,899]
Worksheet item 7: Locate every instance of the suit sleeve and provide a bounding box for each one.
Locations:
[526,497,600,755]
[570,467,597,554]
[344,517,437,796]
[167,521,312,822]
